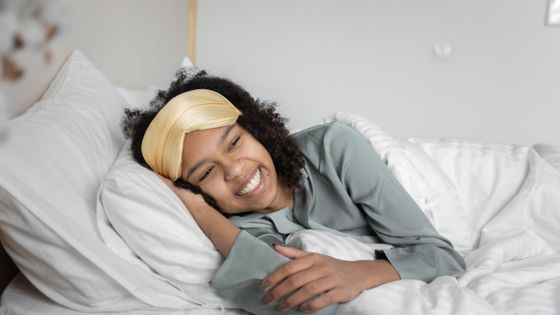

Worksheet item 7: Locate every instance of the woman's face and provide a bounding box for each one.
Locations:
[180,123,291,215]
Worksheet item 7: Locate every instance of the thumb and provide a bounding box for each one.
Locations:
[273,244,309,259]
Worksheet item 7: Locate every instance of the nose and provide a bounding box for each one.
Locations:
[223,159,243,182]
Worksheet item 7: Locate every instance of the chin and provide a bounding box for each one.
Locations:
[221,180,278,214]
[226,199,272,215]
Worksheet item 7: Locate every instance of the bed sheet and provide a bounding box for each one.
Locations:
[0,274,246,315]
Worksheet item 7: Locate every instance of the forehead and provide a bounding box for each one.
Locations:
[181,124,235,164]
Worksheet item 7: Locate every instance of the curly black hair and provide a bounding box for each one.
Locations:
[121,68,304,212]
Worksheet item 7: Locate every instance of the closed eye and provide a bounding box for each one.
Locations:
[200,166,214,181]
[230,136,240,149]
[200,136,240,182]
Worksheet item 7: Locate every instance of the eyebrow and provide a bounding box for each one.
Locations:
[184,124,236,181]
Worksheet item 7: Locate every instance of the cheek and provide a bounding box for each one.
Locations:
[200,179,232,202]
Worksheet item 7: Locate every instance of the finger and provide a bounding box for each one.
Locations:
[260,254,316,292]
[273,244,309,259]
[262,267,325,306]
[277,276,335,311]
[299,288,346,313]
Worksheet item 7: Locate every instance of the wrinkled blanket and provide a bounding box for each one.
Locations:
[293,112,560,315]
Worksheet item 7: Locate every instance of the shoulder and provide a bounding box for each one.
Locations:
[291,121,371,165]
[291,121,362,147]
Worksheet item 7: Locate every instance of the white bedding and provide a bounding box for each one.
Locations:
[3,110,559,315]
[0,274,244,315]
[326,113,560,315]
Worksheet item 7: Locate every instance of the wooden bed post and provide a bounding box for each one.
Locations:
[188,0,197,65]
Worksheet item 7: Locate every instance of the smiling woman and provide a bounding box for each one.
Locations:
[122,69,465,315]
[179,123,293,215]
[123,68,305,214]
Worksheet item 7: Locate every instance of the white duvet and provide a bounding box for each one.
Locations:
[305,112,560,315]
[2,112,559,315]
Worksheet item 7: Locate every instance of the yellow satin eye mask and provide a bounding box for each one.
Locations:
[141,89,242,181]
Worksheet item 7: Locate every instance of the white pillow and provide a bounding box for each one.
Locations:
[325,112,474,252]
[0,51,195,311]
[117,86,157,110]
[410,138,532,249]
[286,229,393,261]
[97,144,237,307]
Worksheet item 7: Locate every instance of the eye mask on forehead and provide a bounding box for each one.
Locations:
[141,89,242,180]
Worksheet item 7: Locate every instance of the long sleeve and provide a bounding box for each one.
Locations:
[210,230,337,315]
[208,121,465,314]
[304,122,466,282]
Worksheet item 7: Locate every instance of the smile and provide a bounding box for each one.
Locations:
[236,167,264,197]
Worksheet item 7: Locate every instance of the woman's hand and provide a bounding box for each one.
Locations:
[155,173,206,211]
[154,172,240,257]
[260,245,400,312]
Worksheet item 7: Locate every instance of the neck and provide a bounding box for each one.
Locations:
[263,184,294,213]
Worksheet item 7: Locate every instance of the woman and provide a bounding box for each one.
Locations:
[122,69,466,315]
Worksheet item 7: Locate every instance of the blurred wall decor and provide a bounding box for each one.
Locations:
[547,0,560,26]
[0,0,66,141]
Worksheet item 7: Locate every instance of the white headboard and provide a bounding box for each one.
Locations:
[4,0,191,119]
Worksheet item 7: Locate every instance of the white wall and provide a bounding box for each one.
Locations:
[197,0,560,145]
[54,0,188,89]
[4,0,188,118]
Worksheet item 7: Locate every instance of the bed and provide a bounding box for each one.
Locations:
[1,48,560,315]
[2,2,560,315]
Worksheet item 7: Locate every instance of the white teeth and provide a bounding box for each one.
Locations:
[238,168,261,196]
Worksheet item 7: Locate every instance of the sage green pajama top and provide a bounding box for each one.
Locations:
[209,122,466,315]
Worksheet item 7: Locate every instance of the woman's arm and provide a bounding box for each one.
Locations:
[157,174,337,315]
[157,174,239,257]
[262,245,399,312]
[264,122,465,312]
[331,124,466,281]
[324,123,466,281]
[186,200,240,257]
